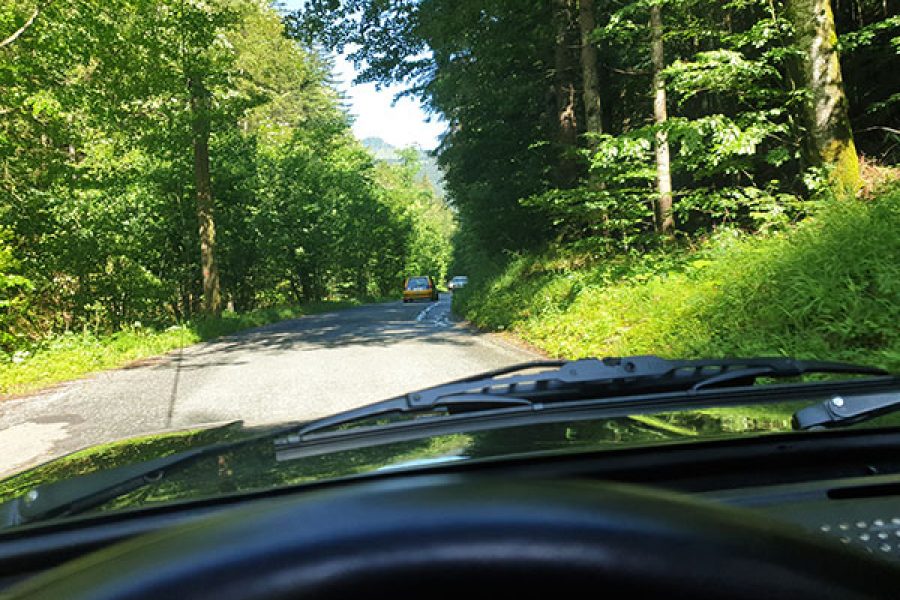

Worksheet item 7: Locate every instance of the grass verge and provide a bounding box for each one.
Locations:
[455,183,900,372]
[0,299,384,397]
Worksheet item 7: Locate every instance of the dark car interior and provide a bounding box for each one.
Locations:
[4,426,900,599]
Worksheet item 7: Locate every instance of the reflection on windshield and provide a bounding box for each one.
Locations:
[0,425,244,507]
[6,396,900,529]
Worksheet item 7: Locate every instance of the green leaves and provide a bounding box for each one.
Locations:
[668,114,783,174]
[0,0,452,346]
[24,90,62,119]
[0,230,32,351]
[665,50,781,104]
[2,0,894,352]
[839,15,900,53]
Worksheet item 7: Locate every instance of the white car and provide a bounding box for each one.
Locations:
[448,275,468,290]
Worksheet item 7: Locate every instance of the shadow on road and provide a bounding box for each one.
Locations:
[155,300,477,370]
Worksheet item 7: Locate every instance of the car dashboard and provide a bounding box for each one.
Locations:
[2,427,900,596]
[709,474,900,559]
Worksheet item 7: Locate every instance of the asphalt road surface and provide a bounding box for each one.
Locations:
[0,294,539,478]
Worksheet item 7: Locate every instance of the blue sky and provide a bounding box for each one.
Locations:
[278,1,444,150]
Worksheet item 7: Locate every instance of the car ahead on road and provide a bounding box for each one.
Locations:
[447,275,468,290]
[1,356,900,599]
[402,275,439,303]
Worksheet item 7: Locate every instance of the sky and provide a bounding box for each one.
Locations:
[278,1,445,150]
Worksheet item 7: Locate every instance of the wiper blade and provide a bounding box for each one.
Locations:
[294,356,888,439]
[793,390,900,430]
[0,423,298,527]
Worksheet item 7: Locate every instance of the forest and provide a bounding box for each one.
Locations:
[298,0,897,265]
[1,0,898,383]
[298,0,898,368]
[0,0,453,357]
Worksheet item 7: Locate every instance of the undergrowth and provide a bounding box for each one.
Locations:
[455,183,900,371]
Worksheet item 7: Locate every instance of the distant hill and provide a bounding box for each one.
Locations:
[362,137,446,198]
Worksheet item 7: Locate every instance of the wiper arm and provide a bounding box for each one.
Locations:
[793,390,900,430]
[0,451,207,527]
[289,394,534,441]
[407,356,886,405]
[294,356,888,439]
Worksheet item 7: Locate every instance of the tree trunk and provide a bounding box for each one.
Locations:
[650,3,674,233]
[578,0,603,143]
[190,78,221,315]
[553,0,580,186]
[785,0,861,195]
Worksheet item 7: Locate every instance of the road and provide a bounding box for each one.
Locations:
[0,295,539,478]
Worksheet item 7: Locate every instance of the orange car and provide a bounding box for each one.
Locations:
[402,276,439,303]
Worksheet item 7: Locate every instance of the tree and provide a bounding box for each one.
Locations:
[295,0,894,263]
[0,230,32,351]
[4,0,891,350]
[553,0,581,186]
[578,0,604,141]
[832,0,900,163]
[785,0,861,195]
[649,1,674,232]
[190,77,221,314]
[177,1,244,315]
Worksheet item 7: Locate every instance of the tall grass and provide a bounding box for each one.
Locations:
[456,184,900,371]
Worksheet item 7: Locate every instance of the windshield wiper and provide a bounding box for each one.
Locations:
[0,423,300,528]
[294,356,889,439]
[793,391,900,430]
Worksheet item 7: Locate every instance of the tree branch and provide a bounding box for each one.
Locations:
[858,126,900,136]
[0,2,47,50]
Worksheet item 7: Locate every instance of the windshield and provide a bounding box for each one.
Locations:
[0,0,897,520]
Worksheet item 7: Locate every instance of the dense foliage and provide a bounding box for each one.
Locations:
[0,0,453,355]
[296,0,898,274]
[295,0,897,369]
